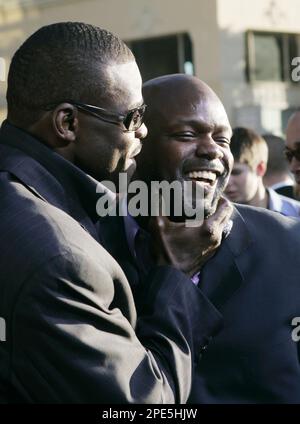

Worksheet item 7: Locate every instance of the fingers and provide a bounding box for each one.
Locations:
[150,196,233,239]
[206,197,233,224]
[199,198,232,246]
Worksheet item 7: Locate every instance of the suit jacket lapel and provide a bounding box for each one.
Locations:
[200,206,252,311]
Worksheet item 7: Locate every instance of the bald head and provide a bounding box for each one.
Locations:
[143,74,219,102]
[142,74,229,133]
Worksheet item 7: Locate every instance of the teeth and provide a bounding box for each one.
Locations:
[187,171,217,182]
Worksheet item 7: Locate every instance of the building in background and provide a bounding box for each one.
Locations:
[0,0,300,134]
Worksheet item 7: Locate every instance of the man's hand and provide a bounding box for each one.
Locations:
[148,197,233,277]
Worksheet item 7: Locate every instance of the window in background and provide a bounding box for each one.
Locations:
[127,33,194,83]
[246,31,300,83]
[0,58,5,82]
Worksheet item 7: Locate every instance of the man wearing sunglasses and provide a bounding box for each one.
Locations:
[0,22,231,403]
[286,110,300,201]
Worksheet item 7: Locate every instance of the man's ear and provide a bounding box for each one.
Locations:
[256,160,267,177]
[52,103,78,145]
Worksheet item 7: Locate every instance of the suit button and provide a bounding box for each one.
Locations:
[196,335,213,364]
[197,344,208,362]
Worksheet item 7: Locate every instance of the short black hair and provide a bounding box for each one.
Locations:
[230,127,268,171]
[7,22,135,127]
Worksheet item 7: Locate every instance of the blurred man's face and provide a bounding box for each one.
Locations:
[286,112,300,189]
[137,80,233,218]
[225,162,259,204]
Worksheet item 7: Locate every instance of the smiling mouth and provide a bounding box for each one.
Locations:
[185,170,218,186]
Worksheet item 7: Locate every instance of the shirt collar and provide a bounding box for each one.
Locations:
[267,187,284,213]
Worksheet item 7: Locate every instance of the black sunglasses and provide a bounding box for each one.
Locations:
[45,101,146,132]
[284,148,300,163]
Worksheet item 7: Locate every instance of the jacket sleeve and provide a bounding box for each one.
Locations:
[12,249,222,403]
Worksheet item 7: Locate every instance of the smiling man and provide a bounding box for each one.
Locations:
[137,75,232,219]
[104,74,300,403]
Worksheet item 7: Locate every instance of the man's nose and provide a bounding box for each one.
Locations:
[135,123,148,140]
[195,135,223,159]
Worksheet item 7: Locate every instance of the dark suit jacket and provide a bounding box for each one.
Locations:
[275,185,295,199]
[0,122,223,403]
[101,203,300,403]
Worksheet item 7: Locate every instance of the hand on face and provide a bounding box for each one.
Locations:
[148,196,233,277]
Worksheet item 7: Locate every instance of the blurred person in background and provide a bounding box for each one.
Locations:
[225,127,300,217]
[263,133,294,199]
